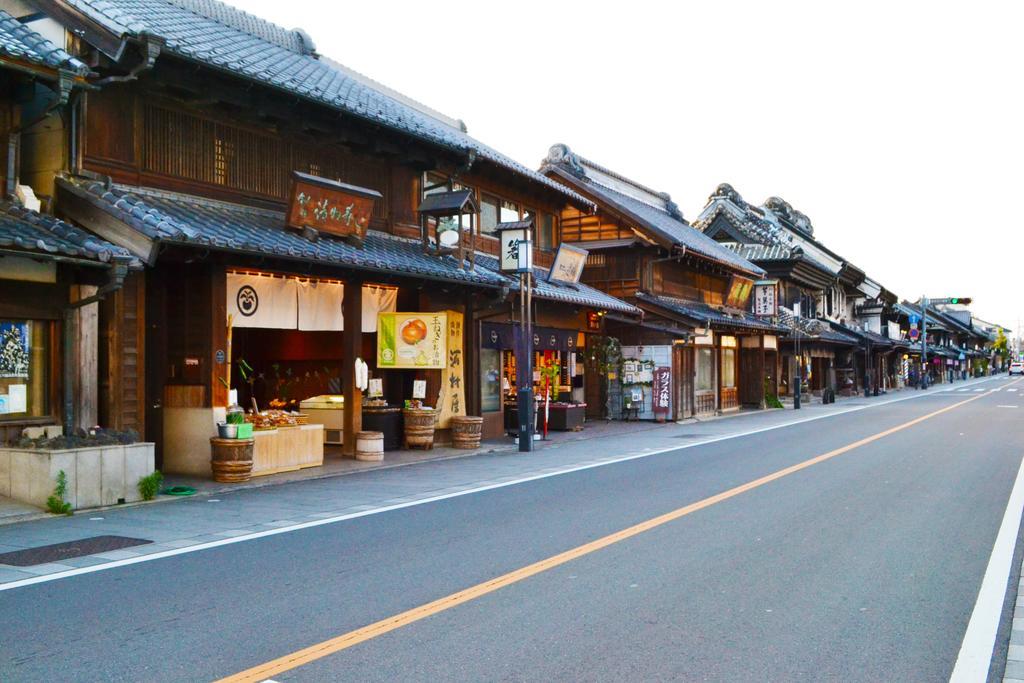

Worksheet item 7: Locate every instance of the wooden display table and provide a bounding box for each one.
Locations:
[250,424,324,477]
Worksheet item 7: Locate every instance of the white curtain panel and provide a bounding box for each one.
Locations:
[228,273,298,329]
[297,280,344,331]
[361,286,397,332]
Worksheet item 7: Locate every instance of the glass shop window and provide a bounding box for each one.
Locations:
[480,347,501,413]
[538,213,556,251]
[500,199,520,224]
[0,320,49,420]
[696,348,714,392]
[721,347,737,389]
[480,194,499,235]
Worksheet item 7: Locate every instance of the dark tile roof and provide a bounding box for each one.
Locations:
[418,189,476,216]
[58,177,508,286]
[636,292,787,334]
[826,320,897,347]
[776,308,858,345]
[541,156,763,276]
[0,200,137,264]
[58,0,591,208]
[0,9,89,74]
[58,176,642,318]
[475,254,639,315]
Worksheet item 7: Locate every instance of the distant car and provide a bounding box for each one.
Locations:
[1010,362,1024,376]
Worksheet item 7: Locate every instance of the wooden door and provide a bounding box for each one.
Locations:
[674,344,693,419]
[739,348,761,405]
[694,346,716,416]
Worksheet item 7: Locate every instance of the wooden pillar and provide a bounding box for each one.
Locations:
[70,285,99,430]
[759,334,766,409]
[342,277,363,455]
[210,265,228,408]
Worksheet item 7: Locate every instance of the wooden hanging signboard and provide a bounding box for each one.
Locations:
[287,171,382,244]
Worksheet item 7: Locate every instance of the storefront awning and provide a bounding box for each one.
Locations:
[481,322,579,352]
[635,292,787,334]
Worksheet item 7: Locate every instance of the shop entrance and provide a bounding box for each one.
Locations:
[694,346,716,416]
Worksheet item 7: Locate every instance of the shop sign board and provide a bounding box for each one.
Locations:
[498,226,532,273]
[436,311,466,429]
[377,312,447,369]
[726,275,755,310]
[287,171,381,243]
[753,280,778,317]
[653,367,671,416]
[548,243,588,285]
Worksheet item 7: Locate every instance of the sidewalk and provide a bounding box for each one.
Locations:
[0,376,999,587]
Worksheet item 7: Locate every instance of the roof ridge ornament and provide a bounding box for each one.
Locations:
[543,143,586,178]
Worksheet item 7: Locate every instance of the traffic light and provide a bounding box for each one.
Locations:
[932,297,972,305]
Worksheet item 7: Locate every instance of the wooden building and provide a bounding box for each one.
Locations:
[3,1,638,466]
[540,145,785,420]
[0,9,142,443]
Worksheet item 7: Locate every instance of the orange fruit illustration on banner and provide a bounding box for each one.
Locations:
[401,318,428,345]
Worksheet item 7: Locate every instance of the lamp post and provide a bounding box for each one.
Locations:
[497,220,535,452]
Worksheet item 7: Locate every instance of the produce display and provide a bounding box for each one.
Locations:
[245,410,309,430]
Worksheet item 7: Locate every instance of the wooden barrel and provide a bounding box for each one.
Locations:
[450,416,484,449]
[210,437,255,483]
[402,409,436,450]
[355,431,384,461]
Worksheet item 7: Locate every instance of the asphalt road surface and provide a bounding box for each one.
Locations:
[3,377,1024,682]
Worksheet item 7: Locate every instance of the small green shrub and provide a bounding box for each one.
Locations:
[46,470,72,515]
[225,411,246,425]
[137,471,164,501]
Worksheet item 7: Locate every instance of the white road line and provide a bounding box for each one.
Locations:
[959,389,971,392]
[1009,389,1019,393]
[996,405,1019,409]
[974,389,986,393]
[949,456,1024,682]
[0,376,1006,593]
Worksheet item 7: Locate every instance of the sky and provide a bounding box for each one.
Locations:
[241,0,1022,331]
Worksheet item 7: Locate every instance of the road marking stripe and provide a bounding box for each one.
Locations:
[0,377,1004,594]
[218,390,996,683]
[996,405,1019,409]
[949,456,1024,682]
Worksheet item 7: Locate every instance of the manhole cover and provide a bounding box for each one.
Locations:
[0,535,152,566]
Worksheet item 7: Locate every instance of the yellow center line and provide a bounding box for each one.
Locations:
[218,380,1017,683]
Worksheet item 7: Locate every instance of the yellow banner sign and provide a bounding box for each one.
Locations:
[377,312,447,369]
[436,311,465,429]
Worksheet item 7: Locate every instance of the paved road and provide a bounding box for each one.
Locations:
[3,377,1023,681]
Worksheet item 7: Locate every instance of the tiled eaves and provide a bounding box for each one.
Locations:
[0,201,136,264]
[0,9,90,74]
[59,178,509,287]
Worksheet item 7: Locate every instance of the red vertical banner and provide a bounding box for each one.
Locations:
[653,366,671,417]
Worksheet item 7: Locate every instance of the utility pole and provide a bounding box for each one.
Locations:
[920,296,928,390]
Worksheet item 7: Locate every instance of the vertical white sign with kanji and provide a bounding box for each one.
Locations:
[754,281,778,317]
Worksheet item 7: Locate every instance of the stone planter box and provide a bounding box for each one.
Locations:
[0,443,155,511]
[546,403,586,431]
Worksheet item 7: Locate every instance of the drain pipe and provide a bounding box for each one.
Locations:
[61,254,135,435]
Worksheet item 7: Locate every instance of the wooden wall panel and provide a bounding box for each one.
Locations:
[99,271,146,434]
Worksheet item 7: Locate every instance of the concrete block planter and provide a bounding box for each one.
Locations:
[0,443,155,511]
